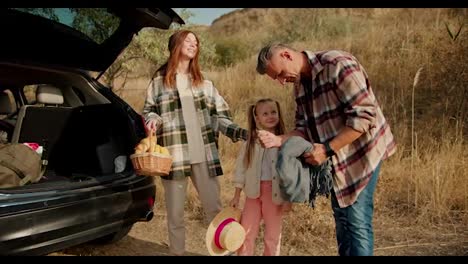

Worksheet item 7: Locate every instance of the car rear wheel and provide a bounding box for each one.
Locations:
[91,224,134,244]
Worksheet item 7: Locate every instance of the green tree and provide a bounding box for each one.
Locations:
[70,8,120,44]
[99,8,195,88]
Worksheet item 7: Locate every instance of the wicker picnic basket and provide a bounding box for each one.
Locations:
[130,152,173,176]
[130,131,173,177]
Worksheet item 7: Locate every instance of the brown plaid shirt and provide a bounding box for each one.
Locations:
[295,50,396,208]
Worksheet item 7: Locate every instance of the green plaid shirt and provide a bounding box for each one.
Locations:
[143,76,247,180]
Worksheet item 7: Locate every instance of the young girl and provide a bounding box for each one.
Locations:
[229,98,292,256]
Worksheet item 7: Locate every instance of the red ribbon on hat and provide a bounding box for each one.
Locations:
[214,217,235,249]
[23,142,39,151]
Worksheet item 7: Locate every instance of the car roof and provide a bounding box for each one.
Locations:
[0,8,184,73]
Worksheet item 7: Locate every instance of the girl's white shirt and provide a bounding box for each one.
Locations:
[233,140,286,205]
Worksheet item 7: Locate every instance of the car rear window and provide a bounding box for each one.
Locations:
[10,8,121,44]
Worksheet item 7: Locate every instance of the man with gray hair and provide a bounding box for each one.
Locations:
[256,43,396,256]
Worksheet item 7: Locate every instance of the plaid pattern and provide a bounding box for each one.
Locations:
[143,76,247,180]
[294,50,396,208]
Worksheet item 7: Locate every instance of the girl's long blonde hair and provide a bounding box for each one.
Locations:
[155,30,204,88]
[244,98,286,169]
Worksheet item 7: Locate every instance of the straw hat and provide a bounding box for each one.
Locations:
[205,207,246,256]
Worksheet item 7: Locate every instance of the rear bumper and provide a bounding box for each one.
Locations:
[0,174,156,255]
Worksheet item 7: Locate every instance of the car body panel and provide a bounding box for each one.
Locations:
[0,172,155,255]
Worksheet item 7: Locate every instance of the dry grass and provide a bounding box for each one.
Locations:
[94,8,467,256]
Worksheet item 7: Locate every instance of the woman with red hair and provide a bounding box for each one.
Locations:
[143,30,247,256]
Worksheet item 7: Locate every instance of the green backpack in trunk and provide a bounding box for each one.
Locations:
[0,143,43,188]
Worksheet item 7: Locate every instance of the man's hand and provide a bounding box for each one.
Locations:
[303,143,328,165]
[257,130,282,148]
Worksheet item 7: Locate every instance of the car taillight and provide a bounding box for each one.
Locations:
[147,196,155,208]
[140,115,148,134]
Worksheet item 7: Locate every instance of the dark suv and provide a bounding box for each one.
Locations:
[0,8,183,255]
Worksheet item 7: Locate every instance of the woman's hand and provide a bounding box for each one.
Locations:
[146,119,159,132]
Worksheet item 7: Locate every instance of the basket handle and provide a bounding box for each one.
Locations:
[148,130,156,153]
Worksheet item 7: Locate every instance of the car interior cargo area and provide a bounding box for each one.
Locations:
[12,103,131,183]
[27,104,131,179]
[0,80,137,188]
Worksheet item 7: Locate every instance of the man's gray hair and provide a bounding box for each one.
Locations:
[256,43,295,75]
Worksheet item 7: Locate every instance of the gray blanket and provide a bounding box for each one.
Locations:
[276,136,333,208]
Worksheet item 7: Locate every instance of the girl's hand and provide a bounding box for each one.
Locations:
[257,130,282,148]
[229,196,240,208]
[282,202,292,213]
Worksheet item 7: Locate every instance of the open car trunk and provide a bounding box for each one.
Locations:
[0,62,145,190]
[23,104,137,183]
[0,8,182,188]
[0,7,175,255]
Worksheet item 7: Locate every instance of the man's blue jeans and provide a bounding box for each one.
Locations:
[331,162,382,256]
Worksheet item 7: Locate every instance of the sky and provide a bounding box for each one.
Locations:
[174,8,240,26]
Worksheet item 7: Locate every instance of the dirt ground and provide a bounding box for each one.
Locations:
[49,202,467,256]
